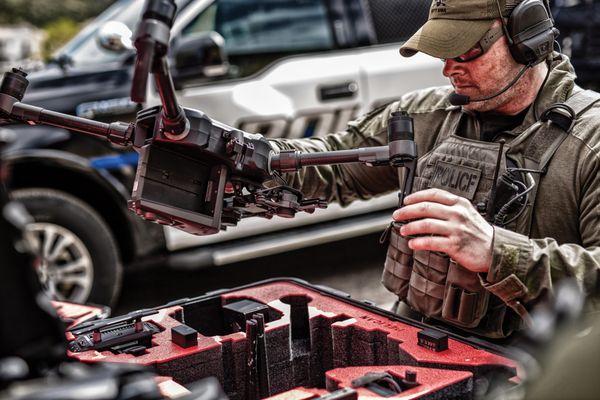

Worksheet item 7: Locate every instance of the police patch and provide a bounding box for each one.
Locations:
[430,160,481,200]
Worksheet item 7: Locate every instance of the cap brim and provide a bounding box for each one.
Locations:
[400,19,495,59]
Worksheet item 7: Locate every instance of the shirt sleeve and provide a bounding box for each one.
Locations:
[268,87,452,206]
[483,149,600,306]
[268,103,399,206]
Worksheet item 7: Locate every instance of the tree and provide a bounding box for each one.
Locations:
[0,0,117,61]
[0,0,116,27]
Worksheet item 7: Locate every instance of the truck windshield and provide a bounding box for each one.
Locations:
[55,0,191,67]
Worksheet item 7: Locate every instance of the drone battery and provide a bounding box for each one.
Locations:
[417,328,448,352]
[223,299,270,332]
[171,324,198,348]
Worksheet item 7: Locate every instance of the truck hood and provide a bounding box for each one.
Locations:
[22,61,134,114]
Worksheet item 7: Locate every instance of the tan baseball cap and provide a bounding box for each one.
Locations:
[400,0,508,59]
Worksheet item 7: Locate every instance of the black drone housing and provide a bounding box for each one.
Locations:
[0,0,415,237]
[129,104,273,235]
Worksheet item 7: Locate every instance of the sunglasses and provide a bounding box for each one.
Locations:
[443,25,504,63]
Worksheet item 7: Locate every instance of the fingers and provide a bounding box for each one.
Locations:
[400,218,453,237]
[407,235,453,252]
[393,201,453,222]
[404,188,460,207]
[391,188,494,272]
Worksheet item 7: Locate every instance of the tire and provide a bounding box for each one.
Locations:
[11,188,123,307]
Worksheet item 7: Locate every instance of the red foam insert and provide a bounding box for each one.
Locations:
[58,280,519,399]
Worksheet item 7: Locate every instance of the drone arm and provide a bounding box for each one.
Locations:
[8,101,132,145]
[0,69,133,146]
[131,0,189,138]
[270,146,391,173]
[270,111,416,208]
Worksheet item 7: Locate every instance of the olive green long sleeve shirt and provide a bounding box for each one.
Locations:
[270,54,600,309]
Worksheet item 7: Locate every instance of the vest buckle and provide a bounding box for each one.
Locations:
[540,103,576,133]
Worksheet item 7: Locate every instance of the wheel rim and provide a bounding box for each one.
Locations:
[24,223,94,303]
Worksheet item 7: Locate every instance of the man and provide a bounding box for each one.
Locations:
[270,0,600,338]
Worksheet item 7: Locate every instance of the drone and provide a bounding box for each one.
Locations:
[0,0,416,236]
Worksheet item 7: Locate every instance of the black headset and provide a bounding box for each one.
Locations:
[500,0,559,65]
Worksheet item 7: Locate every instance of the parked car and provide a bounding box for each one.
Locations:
[3,0,446,306]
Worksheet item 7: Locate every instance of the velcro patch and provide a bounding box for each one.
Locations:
[430,160,481,200]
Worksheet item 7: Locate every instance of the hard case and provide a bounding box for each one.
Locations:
[58,278,520,399]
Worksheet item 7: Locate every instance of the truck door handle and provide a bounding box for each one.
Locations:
[318,81,358,101]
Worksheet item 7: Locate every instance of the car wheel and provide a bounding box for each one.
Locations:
[11,188,123,307]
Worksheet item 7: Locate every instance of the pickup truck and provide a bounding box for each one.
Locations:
[2,0,446,306]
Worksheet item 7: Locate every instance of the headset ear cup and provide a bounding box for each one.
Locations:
[510,29,555,65]
[507,0,556,65]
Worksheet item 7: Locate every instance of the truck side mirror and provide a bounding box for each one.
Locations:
[97,21,134,53]
[172,31,229,86]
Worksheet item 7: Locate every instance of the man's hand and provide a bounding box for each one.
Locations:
[392,188,493,273]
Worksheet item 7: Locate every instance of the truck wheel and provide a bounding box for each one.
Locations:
[11,188,123,307]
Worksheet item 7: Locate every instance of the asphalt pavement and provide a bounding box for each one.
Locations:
[115,232,397,315]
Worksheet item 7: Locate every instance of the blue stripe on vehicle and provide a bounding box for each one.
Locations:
[90,152,139,170]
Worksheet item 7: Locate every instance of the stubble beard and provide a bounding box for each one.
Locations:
[463,65,543,114]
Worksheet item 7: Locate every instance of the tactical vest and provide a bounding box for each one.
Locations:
[382,90,600,338]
